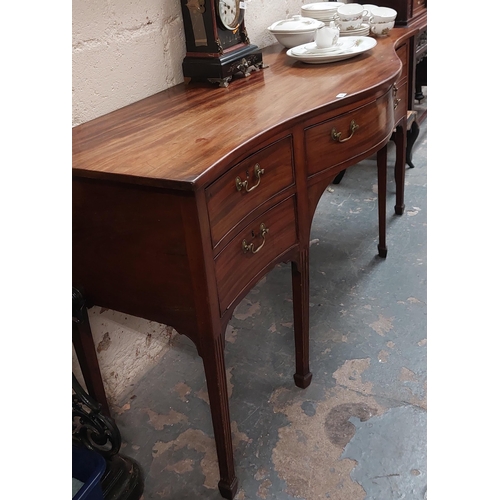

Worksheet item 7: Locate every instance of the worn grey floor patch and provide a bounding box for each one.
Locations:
[342,405,426,499]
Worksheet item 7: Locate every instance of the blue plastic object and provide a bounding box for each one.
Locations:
[72,445,106,500]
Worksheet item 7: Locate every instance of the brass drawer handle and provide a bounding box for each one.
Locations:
[235,163,265,192]
[330,120,359,143]
[242,223,269,254]
[393,85,399,96]
[394,98,402,109]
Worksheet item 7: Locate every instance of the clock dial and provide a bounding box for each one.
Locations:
[218,0,241,30]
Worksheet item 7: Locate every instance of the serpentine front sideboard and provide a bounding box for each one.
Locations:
[73,22,424,500]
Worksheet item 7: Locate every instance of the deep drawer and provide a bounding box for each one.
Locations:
[214,196,297,314]
[304,90,393,177]
[206,136,294,250]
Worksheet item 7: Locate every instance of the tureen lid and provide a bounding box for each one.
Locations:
[268,15,324,33]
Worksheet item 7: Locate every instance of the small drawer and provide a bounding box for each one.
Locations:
[214,196,297,314]
[305,91,393,177]
[206,137,294,250]
[393,80,408,124]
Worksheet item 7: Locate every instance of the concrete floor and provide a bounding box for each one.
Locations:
[111,118,427,500]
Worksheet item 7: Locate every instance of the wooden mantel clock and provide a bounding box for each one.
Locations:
[180,0,265,87]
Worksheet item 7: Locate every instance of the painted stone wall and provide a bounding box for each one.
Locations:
[72,0,326,126]
[72,0,336,405]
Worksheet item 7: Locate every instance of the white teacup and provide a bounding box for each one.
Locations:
[370,20,395,36]
[336,18,363,31]
[337,3,369,21]
[315,21,340,49]
[362,4,378,21]
[326,2,345,11]
[369,6,397,23]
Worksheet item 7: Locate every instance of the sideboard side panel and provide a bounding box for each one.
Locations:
[72,177,199,343]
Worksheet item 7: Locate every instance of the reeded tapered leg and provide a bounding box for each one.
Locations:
[72,308,111,416]
[377,145,388,258]
[393,121,407,215]
[291,250,312,389]
[201,333,238,499]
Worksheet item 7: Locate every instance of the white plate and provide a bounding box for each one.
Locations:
[301,3,339,12]
[286,36,377,64]
[340,29,369,37]
[291,38,356,56]
[306,15,336,21]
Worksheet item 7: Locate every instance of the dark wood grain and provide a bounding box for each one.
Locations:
[376,0,426,25]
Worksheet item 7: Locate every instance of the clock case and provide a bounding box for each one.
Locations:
[180,0,264,87]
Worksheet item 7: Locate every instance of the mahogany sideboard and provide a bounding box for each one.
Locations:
[73,21,424,500]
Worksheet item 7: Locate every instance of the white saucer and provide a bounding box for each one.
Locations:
[286,36,377,64]
[292,39,356,56]
[339,23,370,36]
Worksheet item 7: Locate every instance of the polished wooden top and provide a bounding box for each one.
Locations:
[72,28,418,191]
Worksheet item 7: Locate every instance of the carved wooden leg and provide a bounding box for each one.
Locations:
[377,145,388,258]
[406,120,420,169]
[393,121,407,215]
[72,308,111,417]
[415,56,426,103]
[200,333,238,499]
[291,250,312,389]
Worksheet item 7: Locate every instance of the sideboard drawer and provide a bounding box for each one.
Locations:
[215,196,297,314]
[393,80,408,124]
[304,91,393,177]
[206,137,294,250]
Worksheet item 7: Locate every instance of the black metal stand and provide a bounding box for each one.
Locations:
[73,288,144,500]
[73,374,144,500]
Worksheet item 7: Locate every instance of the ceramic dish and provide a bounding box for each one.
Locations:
[268,15,324,33]
[339,23,370,36]
[370,20,395,36]
[301,2,341,12]
[301,2,341,22]
[369,6,397,22]
[286,36,377,64]
[291,38,356,56]
[268,15,325,48]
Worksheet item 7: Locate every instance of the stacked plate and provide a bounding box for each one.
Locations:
[301,3,370,37]
[301,2,344,23]
[338,23,370,37]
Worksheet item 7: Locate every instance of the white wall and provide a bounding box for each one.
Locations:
[72,0,328,126]
[72,0,331,405]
